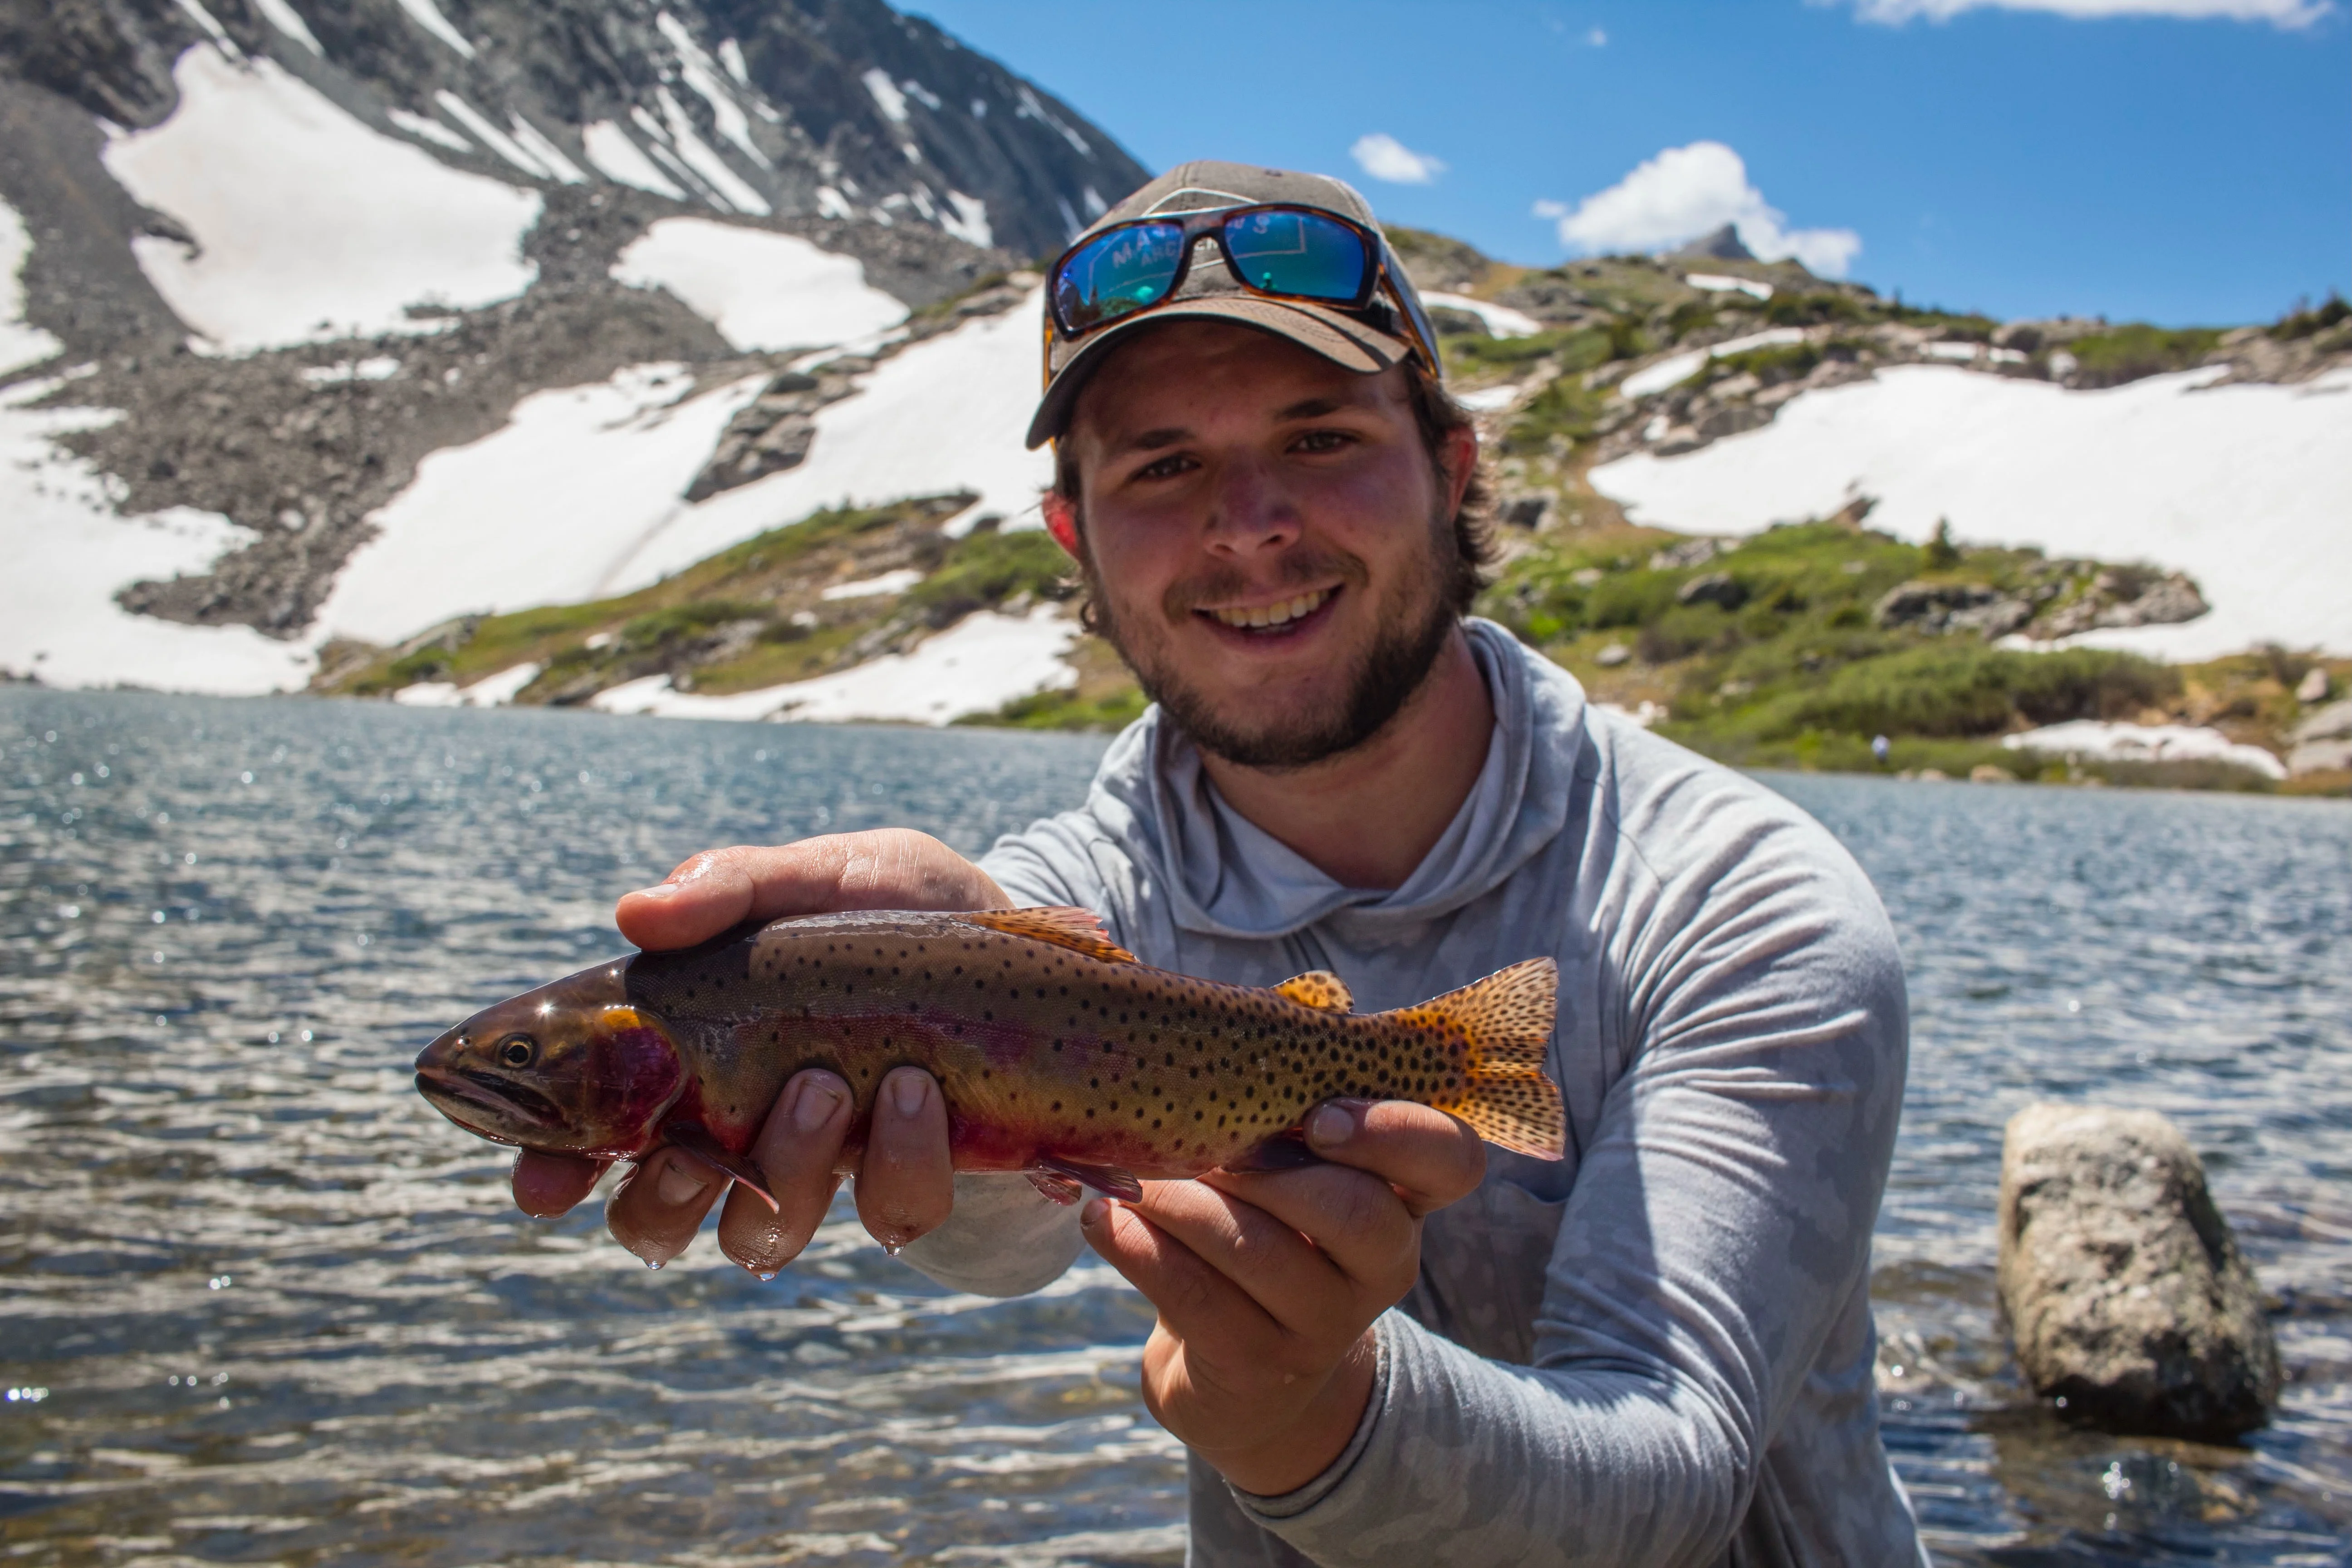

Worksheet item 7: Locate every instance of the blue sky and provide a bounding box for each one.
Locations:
[911,0,2347,326]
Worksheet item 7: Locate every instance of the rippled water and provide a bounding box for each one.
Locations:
[1,689,2345,1567]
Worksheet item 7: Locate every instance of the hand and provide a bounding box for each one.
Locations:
[1081,1098,1486,1497]
[510,830,1009,1269]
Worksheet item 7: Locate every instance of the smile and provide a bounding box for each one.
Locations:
[1202,587,1335,631]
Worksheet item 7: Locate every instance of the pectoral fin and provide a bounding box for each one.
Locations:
[1025,1169,1084,1205]
[664,1123,780,1212]
[1034,1155,1142,1203]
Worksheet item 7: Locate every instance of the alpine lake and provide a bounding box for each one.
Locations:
[2,688,2346,1566]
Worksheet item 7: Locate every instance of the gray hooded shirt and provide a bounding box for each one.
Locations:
[897,620,1926,1567]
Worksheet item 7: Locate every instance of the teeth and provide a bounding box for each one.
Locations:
[1212,589,1328,630]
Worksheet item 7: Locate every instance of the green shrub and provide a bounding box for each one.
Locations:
[1713,342,1819,385]
[2269,293,2348,342]
[906,528,1073,627]
[2064,324,2223,387]
[1502,377,1612,458]
[1741,644,2178,740]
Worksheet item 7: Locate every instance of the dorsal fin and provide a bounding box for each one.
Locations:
[961,906,1136,964]
[1274,970,1354,1013]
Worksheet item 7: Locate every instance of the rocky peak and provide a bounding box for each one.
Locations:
[1668,223,1757,263]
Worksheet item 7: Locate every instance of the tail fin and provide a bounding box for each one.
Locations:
[1412,958,1565,1161]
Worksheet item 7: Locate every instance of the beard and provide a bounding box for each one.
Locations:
[1085,512,1463,772]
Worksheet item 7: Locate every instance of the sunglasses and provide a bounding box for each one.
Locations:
[1044,202,1441,378]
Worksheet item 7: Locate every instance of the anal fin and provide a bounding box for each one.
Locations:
[1274,970,1353,1013]
[1035,1155,1142,1202]
[1025,1169,1084,1205]
[665,1124,780,1212]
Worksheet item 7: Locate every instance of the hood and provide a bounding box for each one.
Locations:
[1082,619,1589,943]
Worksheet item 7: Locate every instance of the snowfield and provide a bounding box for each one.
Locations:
[588,605,1080,725]
[2002,720,2288,780]
[99,47,541,353]
[597,289,1055,590]
[315,364,766,645]
[1592,365,2352,659]
[611,218,907,351]
[0,381,317,692]
[0,199,62,376]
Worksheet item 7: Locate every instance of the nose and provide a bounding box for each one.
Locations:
[414,1026,464,1075]
[1202,455,1299,560]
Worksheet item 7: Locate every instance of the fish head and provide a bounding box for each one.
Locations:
[414,962,686,1158]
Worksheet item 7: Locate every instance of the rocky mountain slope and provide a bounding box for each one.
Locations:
[1,1,2345,795]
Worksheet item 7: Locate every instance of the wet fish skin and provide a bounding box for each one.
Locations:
[415,906,1563,1205]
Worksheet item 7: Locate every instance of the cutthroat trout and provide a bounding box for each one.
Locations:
[414,906,1563,1205]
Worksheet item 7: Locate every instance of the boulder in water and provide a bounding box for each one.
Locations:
[1997,1103,2280,1440]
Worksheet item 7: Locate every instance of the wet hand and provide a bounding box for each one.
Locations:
[507,828,1003,1259]
[1079,1099,1486,1497]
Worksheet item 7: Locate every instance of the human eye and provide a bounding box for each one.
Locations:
[1131,452,1196,482]
[1291,429,1355,455]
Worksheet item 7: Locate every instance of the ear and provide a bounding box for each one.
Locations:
[1042,490,1082,559]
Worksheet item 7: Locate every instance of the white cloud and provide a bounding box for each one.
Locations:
[1536,141,1863,278]
[1588,26,1610,44]
[1350,132,1446,186]
[1839,0,2329,23]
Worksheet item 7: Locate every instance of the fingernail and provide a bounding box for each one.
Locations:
[630,882,679,901]
[887,1071,926,1118]
[1308,1102,1354,1147]
[1080,1197,1109,1228]
[793,1077,844,1134]
[657,1154,711,1205]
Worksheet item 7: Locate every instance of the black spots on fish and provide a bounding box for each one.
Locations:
[1085,1108,1095,1118]
[1051,1100,1062,1112]
[1052,1039,1064,1052]
[980,1068,991,1079]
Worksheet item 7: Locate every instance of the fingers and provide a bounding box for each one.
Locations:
[717,1070,853,1276]
[614,830,1011,951]
[1098,1177,1352,1342]
[1298,1098,1487,1217]
[1083,1193,1287,1348]
[512,1150,608,1217]
[852,1068,955,1251]
[604,1146,728,1267]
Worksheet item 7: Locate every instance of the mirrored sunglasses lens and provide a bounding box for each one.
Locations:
[1220,210,1369,301]
[1054,222,1186,333]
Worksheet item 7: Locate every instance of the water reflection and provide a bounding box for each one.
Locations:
[0,692,2345,1564]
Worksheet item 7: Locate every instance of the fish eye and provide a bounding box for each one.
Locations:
[496,1034,537,1069]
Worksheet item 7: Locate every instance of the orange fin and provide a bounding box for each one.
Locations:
[963,906,1136,964]
[1025,1169,1084,1205]
[1035,1155,1142,1202]
[664,1124,779,1212]
[1398,958,1565,1161]
[1274,970,1354,1013]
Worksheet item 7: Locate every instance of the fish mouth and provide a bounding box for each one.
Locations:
[414,1066,563,1132]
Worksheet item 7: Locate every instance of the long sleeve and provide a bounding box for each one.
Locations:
[1227,786,1917,1566]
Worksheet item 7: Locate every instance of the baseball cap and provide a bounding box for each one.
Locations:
[1023,161,1439,450]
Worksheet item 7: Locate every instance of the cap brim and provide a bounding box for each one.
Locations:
[1024,296,1417,450]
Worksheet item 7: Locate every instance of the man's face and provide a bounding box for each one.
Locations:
[1065,322,1472,770]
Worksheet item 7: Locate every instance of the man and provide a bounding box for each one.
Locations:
[516,164,1928,1564]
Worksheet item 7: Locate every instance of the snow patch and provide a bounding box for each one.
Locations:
[0,197,64,376]
[100,51,539,353]
[863,69,910,125]
[1013,87,1090,156]
[610,218,906,352]
[385,106,471,153]
[941,191,992,248]
[504,114,588,185]
[2001,721,2286,781]
[392,661,542,708]
[718,38,750,86]
[1618,352,1707,399]
[1686,272,1772,300]
[315,364,764,644]
[1423,293,1543,338]
[658,12,769,168]
[1590,365,2352,659]
[431,92,549,179]
[0,398,315,692]
[581,122,685,199]
[299,355,400,385]
[603,289,1054,591]
[250,0,322,54]
[1455,384,1521,412]
[173,0,235,49]
[655,89,770,216]
[590,606,1079,725]
[820,568,924,601]
[394,0,475,58]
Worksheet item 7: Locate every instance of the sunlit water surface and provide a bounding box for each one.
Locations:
[1,690,2345,1566]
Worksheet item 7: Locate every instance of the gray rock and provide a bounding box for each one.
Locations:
[1497,495,1552,529]
[1997,1103,2281,1440]
[1648,538,1722,572]
[1676,572,1748,611]
[2293,696,2352,744]
[1668,224,1757,263]
[2288,739,2352,776]
[1594,642,1631,668]
[1875,579,1999,631]
[2294,666,2331,704]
